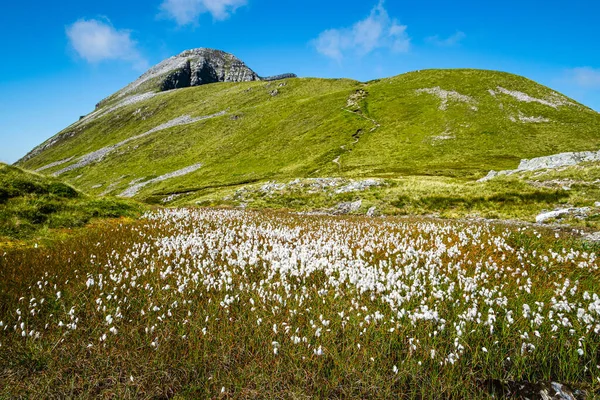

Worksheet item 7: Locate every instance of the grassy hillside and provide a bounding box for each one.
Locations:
[0,163,142,242]
[16,69,600,203]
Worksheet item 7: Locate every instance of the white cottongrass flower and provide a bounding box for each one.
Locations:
[314,346,323,356]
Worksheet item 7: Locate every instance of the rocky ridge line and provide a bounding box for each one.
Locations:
[48,111,226,176]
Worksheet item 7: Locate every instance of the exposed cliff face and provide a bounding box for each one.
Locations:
[95,48,296,109]
[157,49,261,92]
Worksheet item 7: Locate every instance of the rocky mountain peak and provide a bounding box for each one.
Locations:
[103,48,296,106]
[157,48,260,91]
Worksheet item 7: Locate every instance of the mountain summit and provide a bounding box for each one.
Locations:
[97,48,296,108]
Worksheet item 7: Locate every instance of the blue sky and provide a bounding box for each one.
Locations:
[1,0,599,164]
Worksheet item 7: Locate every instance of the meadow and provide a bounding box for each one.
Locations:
[1,208,599,398]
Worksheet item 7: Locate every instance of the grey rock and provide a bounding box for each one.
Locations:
[535,207,590,223]
[335,179,381,194]
[479,149,600,181]
[346,89,367,110]
[479,170,499,181]
[99,176,127,196]
[109,49,259,102]
[35,157,74,172]
[261,73,297,82]
[333,199,362,215]
[238,178,385,199]
[415,87,477,111]
[52,111,225,176]
[260,181,286,193]
[119,163,203,198]
[583,231,600,242]
[494,86,576,109]
[102,48,296,104]
[367,206,377,217]
[518,150,600,171]
[527,179,575,191]
[79,92,163,128]
[162,193,183,203]
[19,131,79,164]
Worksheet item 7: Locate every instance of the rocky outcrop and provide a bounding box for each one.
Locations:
[18,129,82,164]
[118,48,260,98]
[535,207,591,223]
[119,163,203,198]
[415,87,477,111]
[334,179,381,194]
[158,50,260,91]
[102,48,296,104]
[50,111,226,176]
[261,73,297,82]
[332,199,362,215]
[480,149,600,181]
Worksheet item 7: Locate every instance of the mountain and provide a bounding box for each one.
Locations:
[16,49,600,205]
[94,48,296,111]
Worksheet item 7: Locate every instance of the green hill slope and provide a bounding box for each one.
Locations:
[16,66,600,203]
[0,163,141,241]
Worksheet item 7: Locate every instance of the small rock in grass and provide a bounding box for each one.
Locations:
[535,207,590,223]
[332,200,362,215]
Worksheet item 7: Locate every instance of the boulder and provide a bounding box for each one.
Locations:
[479,149,600,181]
[333,199,362,215]
[535,207,590,223]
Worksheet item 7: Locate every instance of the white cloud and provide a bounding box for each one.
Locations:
[160,0,247,26]
[566,67,600,89]
[426,31,466,47]
[313,1,410,61]
[66,18,147,69]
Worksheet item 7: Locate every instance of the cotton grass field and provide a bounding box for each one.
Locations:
[1,208,599,398]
